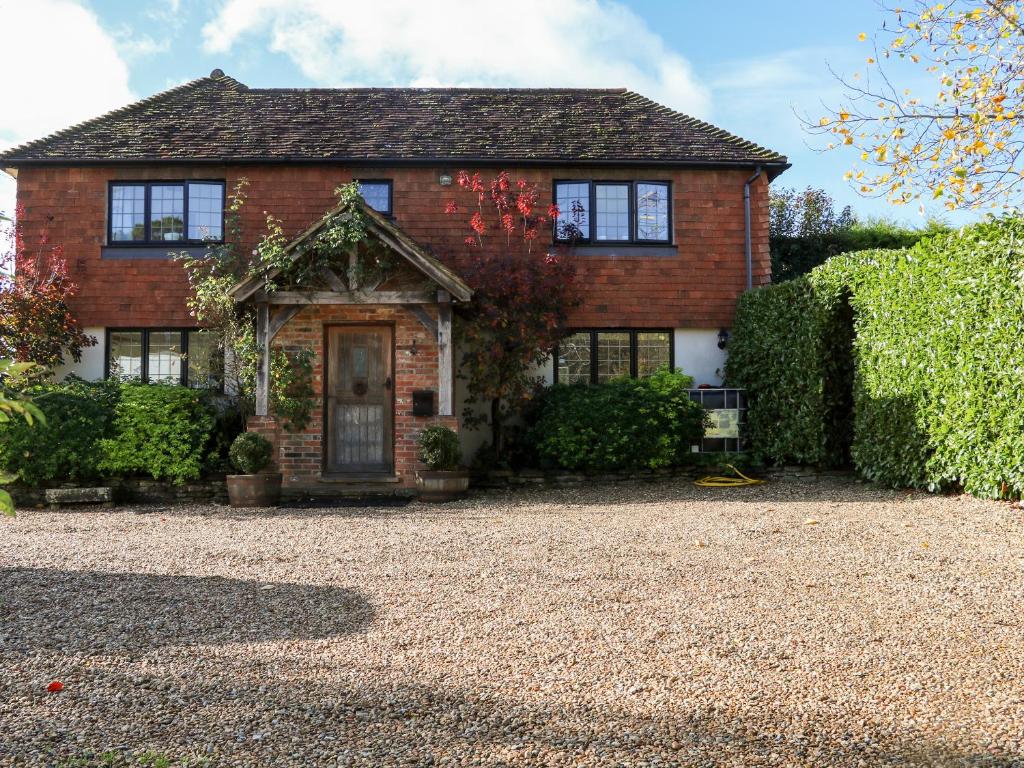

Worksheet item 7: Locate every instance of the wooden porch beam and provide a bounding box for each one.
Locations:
[437,290,453,417]
[268,305,303,341]
[320,267,348,292]
[255,303,270,417]
[404,305,438,336]
[268,290,434,305]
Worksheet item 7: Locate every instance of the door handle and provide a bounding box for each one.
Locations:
[385,376,392,390]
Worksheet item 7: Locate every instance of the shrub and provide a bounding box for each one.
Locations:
[728,216,1024,499]
[526,368,706,471]
[417,426,462,471]
[98,384,217,484]
[0,377,119,486]
[229,432,273,474]
[724,265,855,467]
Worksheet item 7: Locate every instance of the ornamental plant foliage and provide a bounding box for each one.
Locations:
[229,432,273,474]
[727,216,1024,499]
[417,425,462,471]
[177,182,372,428]
[526,368,706,472]
[0,208,96,371]
[444,171,581,453]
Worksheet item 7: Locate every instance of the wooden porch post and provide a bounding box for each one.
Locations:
[255,302,270,417]
[437,290,453,417]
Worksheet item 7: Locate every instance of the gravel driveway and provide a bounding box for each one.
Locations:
[1,476,1022,767]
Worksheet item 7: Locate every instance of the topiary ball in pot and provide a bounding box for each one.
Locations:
[226,432,281,507]
[415,425,468,502]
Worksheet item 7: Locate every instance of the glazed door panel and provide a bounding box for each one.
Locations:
[325,326,393,474]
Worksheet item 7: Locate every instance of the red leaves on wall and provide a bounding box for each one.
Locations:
[0,207,96,369]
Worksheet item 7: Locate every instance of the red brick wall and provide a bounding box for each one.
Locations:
[13,163,771,329]
[247,303,457,490]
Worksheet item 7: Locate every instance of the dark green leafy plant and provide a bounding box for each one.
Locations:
[98,384,217,484]
[270,348,316,431]
[229,432,273,474]
[417,425,462,471]
[0,376,117,487]
[526,367,706,471]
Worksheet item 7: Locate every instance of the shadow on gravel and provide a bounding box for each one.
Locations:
[0,567,374,655]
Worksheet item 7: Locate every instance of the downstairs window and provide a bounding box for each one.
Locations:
[106,329,222,388]
[555,329,672,384]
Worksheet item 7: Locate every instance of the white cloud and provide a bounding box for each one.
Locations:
[201,0,709,116]
[0,0,135,218]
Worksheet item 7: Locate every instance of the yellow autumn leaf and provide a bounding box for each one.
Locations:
[839,111,850,121]
[858,32,867,41]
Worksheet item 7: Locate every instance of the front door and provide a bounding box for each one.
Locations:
[325,326,394,475]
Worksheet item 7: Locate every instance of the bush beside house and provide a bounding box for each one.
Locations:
[0,380,236,487]
[728,217,1024,499]
[526,368,707,472]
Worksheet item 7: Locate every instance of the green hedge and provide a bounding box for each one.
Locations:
[724,267,854,467]
[526,368,707,471]
[98,384,218,484]
[728,217,1024,499]
[0,378,120,485]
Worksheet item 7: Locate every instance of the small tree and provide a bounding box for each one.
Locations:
[0,209,95,371]
[809,1,1024,211]
[445,171,581,454]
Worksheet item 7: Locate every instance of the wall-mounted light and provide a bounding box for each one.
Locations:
[439,172,453,186]
[717,328,730,350]
[409,339,419,356]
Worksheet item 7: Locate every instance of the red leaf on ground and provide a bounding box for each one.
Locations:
[47,680,64,693]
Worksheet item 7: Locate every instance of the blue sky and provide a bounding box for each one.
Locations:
[0,0,974,226]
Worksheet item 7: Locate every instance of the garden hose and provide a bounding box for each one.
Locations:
[694,464,764,488]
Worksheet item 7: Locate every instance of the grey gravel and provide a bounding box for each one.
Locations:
[1,476,1023,767]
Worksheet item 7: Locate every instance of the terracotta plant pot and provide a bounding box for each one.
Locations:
[415,470,470,502]
[226,473,283,507]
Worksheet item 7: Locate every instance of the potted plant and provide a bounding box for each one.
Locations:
[226,432,282,507]
[415,425,469,502]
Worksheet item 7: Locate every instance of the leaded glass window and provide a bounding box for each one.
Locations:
[186,331,222,389]
[555,181,590,242]
[556,332,592,384]
[147,331,183,382]
[150,185,185,242]
[110,185,146,242]
[357,181,392,214]
[595,184,630,241]
[637,331,672,376]
[596,331,631,380]
[108,331,143,379]
[636,182,670,242]
[106,329,221,388]
[187,183,224,240]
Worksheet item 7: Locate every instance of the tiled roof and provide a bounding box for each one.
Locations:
[0,71,788,169]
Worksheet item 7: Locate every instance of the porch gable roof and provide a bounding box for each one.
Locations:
[228,197,473,303]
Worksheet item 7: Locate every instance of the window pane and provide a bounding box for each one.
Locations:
[150,185,185,242]
[555,182,590,241]
[595,184,630,241]
[187,183,223,240]
[357,181,391,213]
[186,331,222,389]
[557,332,591,384]
[637,331,671,376]
[636,183,670,242]
[110,185,146,242]
[596,332,631,381]
[108,331,143,380]
[148,331,183,383]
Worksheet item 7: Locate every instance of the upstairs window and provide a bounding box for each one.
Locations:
[553,180,672,244]
[357,180,393,215]
[108,181,225,245]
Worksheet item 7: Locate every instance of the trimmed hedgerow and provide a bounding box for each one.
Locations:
[98,383,218,484]
[0,377,120,486]
[728,217,1024,499]
[848,221,1024,498]
[724,266,855,467]
[526,367,706,471]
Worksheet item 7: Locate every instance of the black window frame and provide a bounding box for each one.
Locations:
[104,328,222,390]
[553,328,675,384]
[355,178,394,216]
[107,180,227,246]
[553,179,673,245]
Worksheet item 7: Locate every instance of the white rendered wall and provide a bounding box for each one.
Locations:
[52,327,105,381]
[674,329,725,387]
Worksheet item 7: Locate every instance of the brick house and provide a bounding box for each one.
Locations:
[0,70,788,491]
